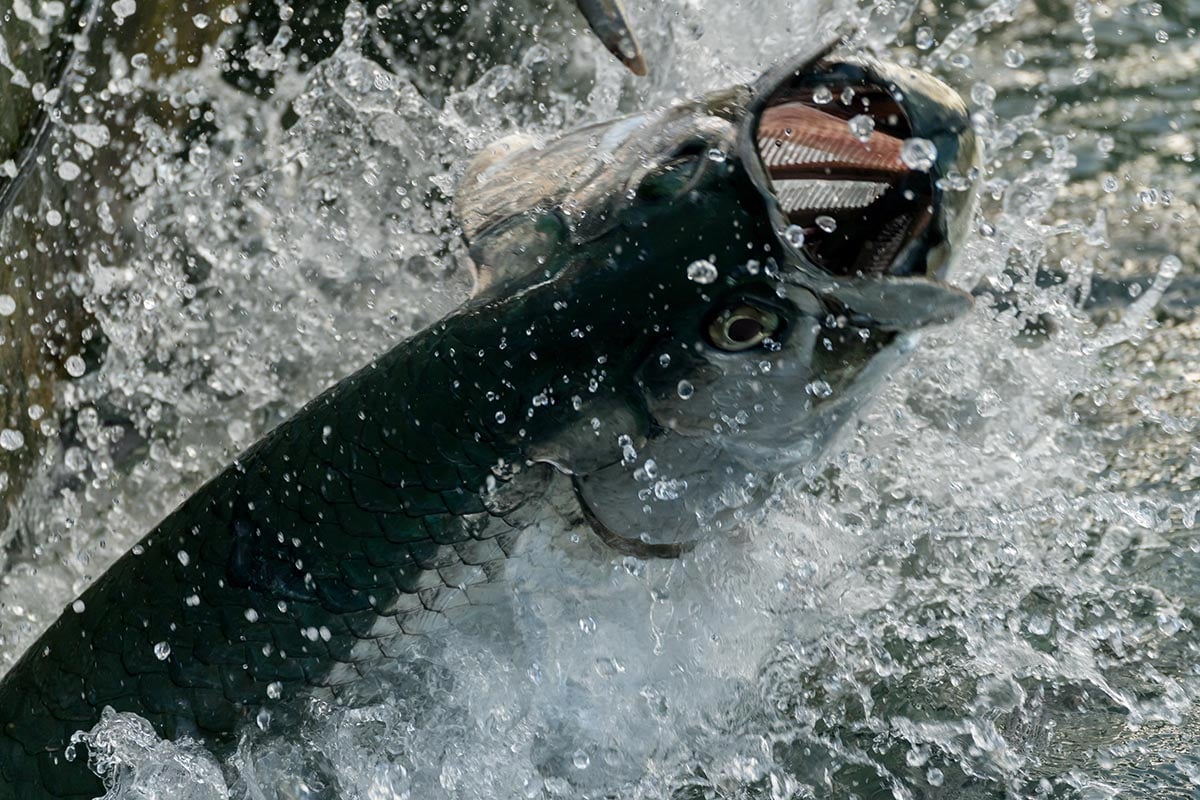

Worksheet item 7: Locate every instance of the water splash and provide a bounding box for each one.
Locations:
[2,0,1198,797]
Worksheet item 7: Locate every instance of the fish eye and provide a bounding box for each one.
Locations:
[706,303,782,352]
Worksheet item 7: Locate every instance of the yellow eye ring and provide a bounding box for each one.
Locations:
[706,304,780,352]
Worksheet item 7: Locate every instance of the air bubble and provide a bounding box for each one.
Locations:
[815,215,837,233]
[0,295,15,316]
[154,641,171,661]
[915,27,935,50]
[677,380,694,400]
[65,355,86,377]
[784,225,805,248]
[811,86,833,104]
[267,681,283,699]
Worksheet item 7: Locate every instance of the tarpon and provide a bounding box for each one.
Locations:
[0,44,977,798]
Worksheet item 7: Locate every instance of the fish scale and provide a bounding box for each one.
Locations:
[0,297,556,799]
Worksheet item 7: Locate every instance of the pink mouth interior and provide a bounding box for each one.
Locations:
[756,81,933,276]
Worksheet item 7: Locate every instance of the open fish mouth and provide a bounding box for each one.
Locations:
[743,52,979,289]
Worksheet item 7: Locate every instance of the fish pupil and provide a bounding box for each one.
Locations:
[727,316,764,343]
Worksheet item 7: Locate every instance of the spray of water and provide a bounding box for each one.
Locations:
[1,0,1196,797]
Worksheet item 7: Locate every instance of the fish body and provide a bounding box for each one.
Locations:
[0,44,978,798]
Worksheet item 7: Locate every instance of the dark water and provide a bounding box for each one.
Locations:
[0,0,1198,797]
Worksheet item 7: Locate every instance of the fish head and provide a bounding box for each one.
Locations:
[455,45,980,556]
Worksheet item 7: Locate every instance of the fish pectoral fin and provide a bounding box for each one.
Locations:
[571,476,686,560]
[574,0,647,75]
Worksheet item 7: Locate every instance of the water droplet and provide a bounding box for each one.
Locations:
[65,355,86,377]
[244,608,260,622]
[1102,176,1119,193]
[57,161,80,181]
[578,616,597,634]
[1003,48,1024,68]
[812,85,833,104]
[971,83,996,107]
[926,767,944,787]
[806,380,833,398]
[618,434,638,465]
[784,225,805,248]
[154,641,171,661]
[267,681,283,699]
[494,411,507,424]
[915,26,935,50]
[72,600,86,614]
[658,353,671,368]
[192,12,211,28]
[686,259,718,285]
[848,114,875,142]
[130,53,149,69]
[189,143,210,169]
[901,138,938,172]
[677,380,694,400]
[707,148,727,163]
[177,550,190,566]
[71,124,110,148]
[0,295,15,316]
[0,429,24,451]
[815,215,837,233]
[45,209,62,226]
[573,750,590,769]
[111,0,135,18]
[219,5,238,22]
